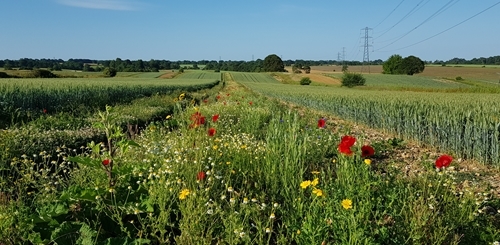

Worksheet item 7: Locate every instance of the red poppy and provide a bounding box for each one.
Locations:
[216,95,221,100]
[43,108,47,114]
[208,127,216,137]
[212,114,219,123]
[361,145,375,158]
[317,118,326,128]
[203,99,208,104]
[338,145,354,155]
[338,135,356,155]
[197,171,206,181]
[340,136,356,147]
[190,112,206,128]
[102,159,110,166]
[435,154,453,169]
[249,101,253,105]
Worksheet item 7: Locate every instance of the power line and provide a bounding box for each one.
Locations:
[378,1,500,52]
[373,0,406,29]
[374,0,459,51]
[374,0,426,39]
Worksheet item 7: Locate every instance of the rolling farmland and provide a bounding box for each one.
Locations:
[2,69,500,244]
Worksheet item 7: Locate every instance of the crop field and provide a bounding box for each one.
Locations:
[2,70,500,244]
[236,73,500,165]
[229,72,280,83]
[177,71,222,80]
[0,77,219,128]
[324,73,473,91]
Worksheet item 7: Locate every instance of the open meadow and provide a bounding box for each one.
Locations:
[1,69,500,244]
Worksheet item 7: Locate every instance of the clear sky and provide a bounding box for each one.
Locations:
[1,0,499,62]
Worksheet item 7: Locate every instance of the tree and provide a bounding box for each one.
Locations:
[3,61,12,70]
[382,54,403,74]
[263,54,285,72]
[303,65,311,74]
[103,67,117,77]
[400,55,425,75]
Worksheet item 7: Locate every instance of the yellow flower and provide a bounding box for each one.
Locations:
[213,145,219,150]
[311,171,320,175]
[312,188,323,197]
[311,178,319,187]
[179,189,190,200]
[364,159,372,165]
[341,199,353,210]
[300,180,311,189]
[297,230,301,235]
[166,115,172,120]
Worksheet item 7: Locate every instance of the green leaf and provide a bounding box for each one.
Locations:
[28,232,49,244]
[68,156,102,170]
[51,221,80,245]
[76,222,98,245]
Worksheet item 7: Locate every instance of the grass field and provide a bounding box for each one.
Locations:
[306,65,500,84]
[2,69,500,244]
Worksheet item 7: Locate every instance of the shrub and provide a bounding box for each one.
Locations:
[103,67,117,77]
[31,69,57,78]
[341,72,366,87]
[0,72,9,78]
[456,76,463,81]
[300,77,312,85]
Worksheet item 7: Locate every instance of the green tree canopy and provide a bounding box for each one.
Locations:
[263,54,285,72]
[383,54,425,75]
[382,54,403,74]
[103,67,117,77]
[401,55,425,75]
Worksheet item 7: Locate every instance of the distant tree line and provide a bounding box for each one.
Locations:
[0,57,379,73]
[431,55,500,65]
[1,55,498,73]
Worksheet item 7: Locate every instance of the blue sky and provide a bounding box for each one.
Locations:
[1,0,499,62]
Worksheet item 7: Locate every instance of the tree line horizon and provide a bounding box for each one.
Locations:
[0,55,499,73]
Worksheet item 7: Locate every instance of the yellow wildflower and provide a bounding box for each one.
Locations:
[311,171,320,175]
[300,180,311,189]
[312,188,323,197]
[364,159,372,165]
[341,199,353,210]
[179,189,190,200]
[311,178,319,187]
[166,115,172,120]
[213,145,218,150]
